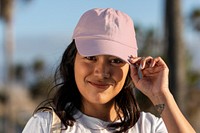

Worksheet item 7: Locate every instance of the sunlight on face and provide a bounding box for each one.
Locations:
[74,52,129,107]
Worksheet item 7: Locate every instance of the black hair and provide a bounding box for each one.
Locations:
[36,40,140,132]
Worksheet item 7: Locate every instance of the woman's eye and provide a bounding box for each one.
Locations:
[85,56,96,61]
[110,58,125,64]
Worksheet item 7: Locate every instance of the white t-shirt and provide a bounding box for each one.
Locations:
[22,110,168,133]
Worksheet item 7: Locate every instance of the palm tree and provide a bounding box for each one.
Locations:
[1,1,32,132]
[0,1,15,132]
[0,0,14,83]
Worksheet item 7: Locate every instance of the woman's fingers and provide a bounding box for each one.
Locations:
[128,56,168,80]
[139,56,154,69]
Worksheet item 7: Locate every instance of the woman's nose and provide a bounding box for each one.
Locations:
[93,61,111,79]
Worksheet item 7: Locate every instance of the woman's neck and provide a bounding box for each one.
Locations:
[80,100,121,122]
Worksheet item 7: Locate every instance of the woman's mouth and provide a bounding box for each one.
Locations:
[88,81,110,89]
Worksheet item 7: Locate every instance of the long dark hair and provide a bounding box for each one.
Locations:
[36,40,140,132]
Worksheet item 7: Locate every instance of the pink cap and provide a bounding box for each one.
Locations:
[72,8,138,62]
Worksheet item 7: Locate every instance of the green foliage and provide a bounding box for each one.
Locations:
[135,26,165,58]
[190,8,200,32]
[0,90,8,104]
[187,71,200,87]
[0,0,13,22]
[28,59,54,100]
[29,76,53,100]
[32,59,45,73]
[0,0,32,21]
[15,64,25,80]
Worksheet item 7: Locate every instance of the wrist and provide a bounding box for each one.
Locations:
[149,89,172,105]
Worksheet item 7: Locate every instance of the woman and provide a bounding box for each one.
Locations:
[22,8,195,133]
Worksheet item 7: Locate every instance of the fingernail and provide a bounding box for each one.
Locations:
[139,64,143,69]
[138,68,143,79]
[128,59,133,65]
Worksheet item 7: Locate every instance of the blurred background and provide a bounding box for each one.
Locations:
[0,0,200,132]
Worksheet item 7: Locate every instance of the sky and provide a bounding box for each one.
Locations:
[0,0,200,82]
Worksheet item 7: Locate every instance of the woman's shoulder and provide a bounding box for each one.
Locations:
[128,111,168,133]
[22,111,53,133]
[33,111,52,118]
[34,111,53,122]
[27,111,53,125]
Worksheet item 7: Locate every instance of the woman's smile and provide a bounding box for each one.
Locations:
[88,80,112,90]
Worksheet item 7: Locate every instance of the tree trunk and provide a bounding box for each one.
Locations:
[3,19,14,82]
[165,0,187,114]
[1,0,15,132]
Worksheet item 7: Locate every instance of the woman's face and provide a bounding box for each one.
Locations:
[74,52,129,106]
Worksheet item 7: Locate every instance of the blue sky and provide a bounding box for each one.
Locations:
[0,0,200,81]
[14,0,162,35]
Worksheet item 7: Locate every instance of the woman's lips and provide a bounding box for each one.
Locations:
[88,81,110,89]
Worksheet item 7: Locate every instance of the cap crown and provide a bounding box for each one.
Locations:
[73,8,138,61]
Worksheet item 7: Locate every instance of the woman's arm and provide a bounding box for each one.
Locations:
[129,56,196,133]
[151,88,195,133]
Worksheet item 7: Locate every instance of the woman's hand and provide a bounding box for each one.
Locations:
[129,56,169,102]
[129,56,196,133]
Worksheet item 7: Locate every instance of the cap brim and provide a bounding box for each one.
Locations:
[75,38,137,63]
